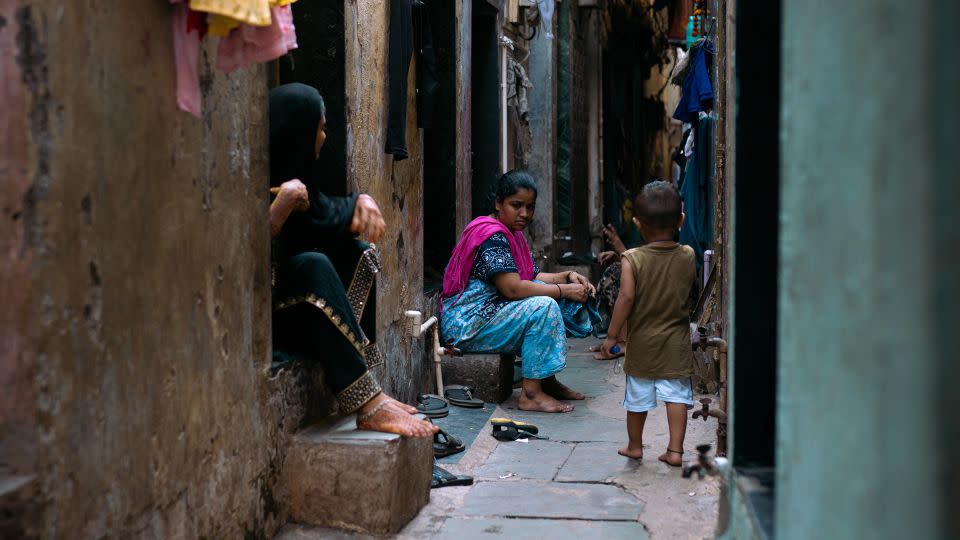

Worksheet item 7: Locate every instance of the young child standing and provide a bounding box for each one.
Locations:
[601,181,696,466]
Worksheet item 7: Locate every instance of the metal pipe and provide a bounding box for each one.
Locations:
[432,326,444,395]
[703,249,714,289]
[499,36,513,174]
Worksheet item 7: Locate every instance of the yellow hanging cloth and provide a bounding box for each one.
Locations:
[203,0,298,37]
[189,0,271,27]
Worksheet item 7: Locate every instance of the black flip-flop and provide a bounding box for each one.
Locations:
[491,424,548,442]
[431,465,473,488]
[434,429,465,458]
[443,385,484,408]
[490,417,539,435]
[416,394,449,418]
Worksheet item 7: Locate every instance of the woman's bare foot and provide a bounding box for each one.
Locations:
[658,448,684,467]
[518,390,575,413]
[543,377,585,400]
[356,394,439,437]
[382,395,418,415]
[618,445,644,460]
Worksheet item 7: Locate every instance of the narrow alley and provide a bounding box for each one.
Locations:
[2,0,958,539]
[277,336,720,540]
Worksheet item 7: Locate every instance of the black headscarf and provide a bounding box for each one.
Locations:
[269,83,359,256]
[269,83,326,188]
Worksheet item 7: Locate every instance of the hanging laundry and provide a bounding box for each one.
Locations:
[672,40,714,123]
[386,0,414,160]
[506,57,534,166]
[171,0,204,117]
[189,0,272,27]
[207,0,296,37]
[678,115,714,271]
[506,58,533,120]
[538,0,555,40]
[217,5,297,73]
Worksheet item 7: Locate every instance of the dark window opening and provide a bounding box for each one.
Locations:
[471,1,501,217]
[423,0,458,292]
[278,0,348,195]
[732,0,781,537]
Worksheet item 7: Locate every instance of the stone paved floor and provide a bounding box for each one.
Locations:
[277,337,720,540]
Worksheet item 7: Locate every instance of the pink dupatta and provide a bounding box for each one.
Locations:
[442,216,535,299]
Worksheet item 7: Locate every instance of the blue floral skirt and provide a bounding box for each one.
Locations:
[440,280,599,379]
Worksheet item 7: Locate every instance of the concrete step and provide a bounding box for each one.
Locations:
[0,473,35,538]
[282,415,432,535]
[441,354,515,404]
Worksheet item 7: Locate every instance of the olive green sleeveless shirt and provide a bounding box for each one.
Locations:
[621,244,696,379]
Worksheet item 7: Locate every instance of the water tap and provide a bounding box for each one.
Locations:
[682,444,729,479]
[692,397,727,423]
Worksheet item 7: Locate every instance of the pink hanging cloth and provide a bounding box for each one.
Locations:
[171,0,206,117]
[217,5,298,73]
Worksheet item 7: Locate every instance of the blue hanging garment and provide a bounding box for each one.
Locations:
[673,41,715,123]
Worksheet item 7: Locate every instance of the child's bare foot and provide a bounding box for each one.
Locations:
[356,394,438,437]
[543,377,585,400]
[658,448,684,467]
[618,445,644,460]
[518,391,575,413]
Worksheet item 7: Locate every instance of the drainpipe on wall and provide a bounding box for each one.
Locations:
[500,35,514,174]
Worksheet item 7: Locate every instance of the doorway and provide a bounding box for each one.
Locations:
[730,0,781,535]
[422,0,458,291]
[471,1,501,217]
[278,0,348,195]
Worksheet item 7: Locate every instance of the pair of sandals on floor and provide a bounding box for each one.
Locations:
[429,417,472,489]
[432,416,546,489]
[416,385,484,419]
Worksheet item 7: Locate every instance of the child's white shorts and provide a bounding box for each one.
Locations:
[624,376,694,413]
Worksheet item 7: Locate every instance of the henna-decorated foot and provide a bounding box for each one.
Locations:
[356,395,438,437]
[382,394,418,415]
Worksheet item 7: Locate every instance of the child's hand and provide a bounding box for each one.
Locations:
[600,337,620,359]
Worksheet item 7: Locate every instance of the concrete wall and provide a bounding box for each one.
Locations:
[345,0,431,402]
[775,0,958,538]
[0,2,310,538]
[526,23,557,257]
[455,0,474,237]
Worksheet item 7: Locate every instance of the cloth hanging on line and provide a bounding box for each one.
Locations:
[672,40,714,123]
[678,115,715,272]
[385,0,414,160]
[189,0,272,27]
[537,0,555,40]
[506,58,533,119]
[171,1,204,117]
[217,5,297,73]
[507,58,534,166]
[206,0,295,36]
[170,0,298,117]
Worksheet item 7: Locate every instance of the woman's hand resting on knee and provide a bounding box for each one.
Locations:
[566,271,596,296]
[559,283,590,303]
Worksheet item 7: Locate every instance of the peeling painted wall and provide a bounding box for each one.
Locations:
[0,2,315,538]
[345,0,431,402]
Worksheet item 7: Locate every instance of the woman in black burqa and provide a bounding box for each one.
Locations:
[269,83,436,437]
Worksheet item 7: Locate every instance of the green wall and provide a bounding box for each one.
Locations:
[774,0,959,538]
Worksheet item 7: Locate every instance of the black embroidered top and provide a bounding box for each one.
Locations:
[469,233,541,318]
